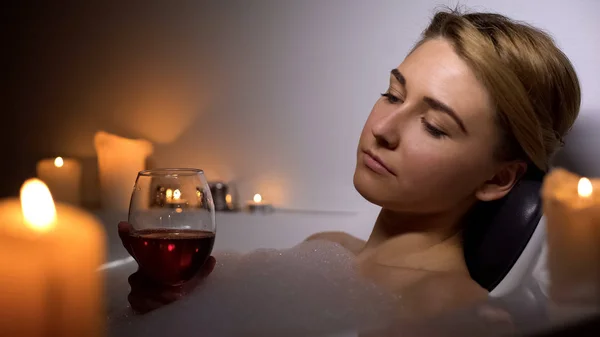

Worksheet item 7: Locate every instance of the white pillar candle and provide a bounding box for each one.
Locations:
[0,179,105,336]
[36,156,82,206]
[94,131,153,212]
[542,168,600,305]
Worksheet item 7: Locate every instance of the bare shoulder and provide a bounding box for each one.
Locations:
[418,272,488,303]
[304,231,366,255]
[399,271,489,319]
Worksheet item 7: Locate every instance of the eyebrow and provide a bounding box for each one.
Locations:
[391,68,406,86]
[390,68,468,135]
[423,97,468,134]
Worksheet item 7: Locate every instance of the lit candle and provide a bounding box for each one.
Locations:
[94,131,153,212]
[225,193,233,210]
[542,168,600,304]
[165,188,187,208]
[36,156,82,206]
[246,193,273,213]
[0,179,105,336]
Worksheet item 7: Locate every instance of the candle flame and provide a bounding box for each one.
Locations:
[226,194,232,204]
[253,193,262,203]
[54,157,64,168]
[20,178,56,232]
[578,177,593,198]
[166,188,173,200]
[173,189,181,200]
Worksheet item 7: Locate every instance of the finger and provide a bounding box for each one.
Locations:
[128,271,141,288]
[477,305,513,323]
[128,257,217,310]
[128,273,177,310]
[127,256,215,288]
[477,305,515,332]
[154,289,184,304]
[128,292,165,314]
[128,274,184,309]
[201,256,216,277]
[129,270,182,297]
[189,256,217,285]
[129,282,181,306]
[128,271,162,290]
[118,221,132,240]
[118,221,134,255]
[179,256,217,293]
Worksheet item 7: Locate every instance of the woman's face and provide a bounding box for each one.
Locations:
[354,38,504,212]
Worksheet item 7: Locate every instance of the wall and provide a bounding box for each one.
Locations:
[5,0,600,216]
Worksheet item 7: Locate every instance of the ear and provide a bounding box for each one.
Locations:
[475,161,527,202]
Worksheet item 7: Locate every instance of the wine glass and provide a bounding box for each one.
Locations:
[127,168,216,286]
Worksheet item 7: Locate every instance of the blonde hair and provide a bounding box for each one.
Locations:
[417,9,581,171]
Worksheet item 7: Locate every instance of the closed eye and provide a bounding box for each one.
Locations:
[421,117,447,138]
[380,92,403,104]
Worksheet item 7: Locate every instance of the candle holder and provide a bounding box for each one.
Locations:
[210,182,238,212]
[246,193,274,214]
[247,203,275,213]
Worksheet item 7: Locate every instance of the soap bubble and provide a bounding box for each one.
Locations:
[108,240,399,337]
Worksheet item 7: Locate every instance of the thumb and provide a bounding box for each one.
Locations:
[118,221,134,256]
[201,256,217,277]
[181,256,217,293]
[118,221,133,238]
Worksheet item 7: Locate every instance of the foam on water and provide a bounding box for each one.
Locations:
[108,240,399,337]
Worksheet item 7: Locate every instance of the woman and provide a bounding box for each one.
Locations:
[121,8,580,317]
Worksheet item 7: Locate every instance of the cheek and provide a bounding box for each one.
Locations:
[398,137,493,198]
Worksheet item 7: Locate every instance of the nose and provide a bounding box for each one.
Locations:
[371,109,404,150]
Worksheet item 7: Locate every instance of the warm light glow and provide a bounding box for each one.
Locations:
[20,178,56,231]
[54,157,64,168]
[253,193,262,203]
[225,194,232,204]
[173,189,181,200]
[578,177,593,198]
[166,188,173,200]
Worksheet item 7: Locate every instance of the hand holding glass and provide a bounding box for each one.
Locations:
[127,169,216,286]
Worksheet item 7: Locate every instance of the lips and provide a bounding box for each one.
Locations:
[362,150,395,176]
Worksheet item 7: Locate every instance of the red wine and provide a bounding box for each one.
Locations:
[129,229,215,286]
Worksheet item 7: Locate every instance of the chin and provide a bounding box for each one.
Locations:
[353,168,386,207]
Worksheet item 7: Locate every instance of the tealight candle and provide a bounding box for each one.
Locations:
[165,188,188,208]
[542,168,600,304]
[0,179,105,336]
[36,156,82,205]
[246,193,274,213]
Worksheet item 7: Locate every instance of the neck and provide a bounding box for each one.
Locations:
[361,202,473,264]
[366,209,459,247]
